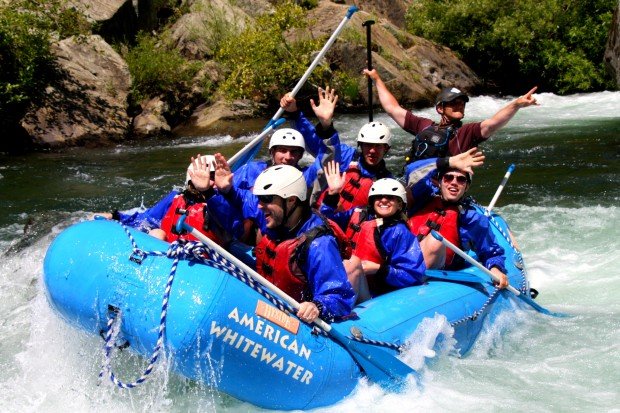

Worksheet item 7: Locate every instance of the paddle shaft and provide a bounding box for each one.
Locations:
[228,6,358,171]
[178,218,334,332]
[178,217,420,387]
[487,164,515,212]
[363,20,375,122]
[269,5,359,125]
[227,118,285,167]
[430,230,522,295]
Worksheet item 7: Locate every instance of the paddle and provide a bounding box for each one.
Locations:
[176,216,420,389]
[430,230,569,318]
[227,118,286,168]
[487,164,515,212]
[228,5,359,172]
[362,19,375,122]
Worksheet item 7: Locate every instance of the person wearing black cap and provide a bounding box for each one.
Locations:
[363,68,538,162]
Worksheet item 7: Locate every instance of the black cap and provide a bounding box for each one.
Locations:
[436,87,469,105]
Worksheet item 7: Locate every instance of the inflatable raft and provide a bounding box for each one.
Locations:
[43,208,530,410]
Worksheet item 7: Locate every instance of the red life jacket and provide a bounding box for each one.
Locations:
[345,208,368,250]
[352,218,386,265]
[159,194,224,244]
[408,197,460,266]
[314,162,375,212]
[254,216,351,302]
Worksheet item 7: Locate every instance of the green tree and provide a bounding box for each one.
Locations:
[0,0,90,134]
[215,1,326,101]
[406,0,616,94]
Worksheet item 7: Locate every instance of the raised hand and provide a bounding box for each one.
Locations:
[515,86,539,108]
[449,147,485,175]
[324,160,346,195]
[310,86,338,128]
[280,93,298,112]
[213,153,234,194]
[188,154,213,192]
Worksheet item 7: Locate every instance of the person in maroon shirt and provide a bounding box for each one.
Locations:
[363,69,538,161]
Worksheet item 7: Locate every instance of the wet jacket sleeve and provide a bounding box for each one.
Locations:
[116,190,179,231]
[380,224,427,287]
[207,187,264,240]
[318,202,355,231]
[459,209,507,273]
[302,235,355,320]
[292,111,324,158]
[232,161,266,191]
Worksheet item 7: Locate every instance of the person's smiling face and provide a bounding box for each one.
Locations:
[271,146,304,166]
[257,195,286,228]
[372,195,402,218]
[439,171,469,202]
[360,143,389,166]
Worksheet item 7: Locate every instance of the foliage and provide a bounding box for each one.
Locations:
[405,0,616,94]
[215,1,326,101]
[122,33,201,102]
[0,0,91,125]
[332,71,359,102]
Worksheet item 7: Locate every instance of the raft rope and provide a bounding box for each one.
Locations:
[445,203,529,327]
[100,224,403,388]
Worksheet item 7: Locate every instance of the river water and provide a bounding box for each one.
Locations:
[0,92,618,412]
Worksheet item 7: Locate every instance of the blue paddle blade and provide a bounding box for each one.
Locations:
[230,140,263,172]
[328,325,420,390]
[514,293,571,318]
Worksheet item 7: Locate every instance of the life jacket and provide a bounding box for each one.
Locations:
[345,208,368,250]
[352,217,404,296]
[408,196,460,266]
[352,218,386,265]
[254,215,351,302]
[314,160,390,212]
[405,124,459,163]
[159,193,224,244]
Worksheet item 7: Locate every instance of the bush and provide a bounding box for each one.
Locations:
[215,1,327,101]
[405,0,616,94]
[122,33,201,102]
[0,0,91,130]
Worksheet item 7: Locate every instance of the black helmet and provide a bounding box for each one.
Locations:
[436,87,469,106]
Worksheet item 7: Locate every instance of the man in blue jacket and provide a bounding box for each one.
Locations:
[199,158,355,323]
[409,167,509,288]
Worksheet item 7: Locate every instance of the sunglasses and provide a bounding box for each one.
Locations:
[442,174,468,184]
[257,194,276,204]
[372,194,399,202]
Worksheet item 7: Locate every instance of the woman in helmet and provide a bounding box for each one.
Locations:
[199,156,355,323]
[320,161,426,301]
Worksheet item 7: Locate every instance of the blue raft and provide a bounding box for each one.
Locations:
[43,209,529,410]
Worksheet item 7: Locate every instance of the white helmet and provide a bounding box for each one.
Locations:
[253,165,307,201]
[185,154,215,184]
[269,128,305,151]
[357,122,391,146]
[368,178,407,205]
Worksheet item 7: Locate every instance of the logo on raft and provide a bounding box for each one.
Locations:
[209,303,314,385]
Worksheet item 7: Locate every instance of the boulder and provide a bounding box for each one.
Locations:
[69,0,162,42]
[132,97,171,139]
[168,0,263,59]
[605,5,620,88]
[20,35,131,147]
[174,98,267,137]
[347,0,413,29]
[306,2,479,107]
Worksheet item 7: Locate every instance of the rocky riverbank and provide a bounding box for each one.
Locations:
[4,0,620,151]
